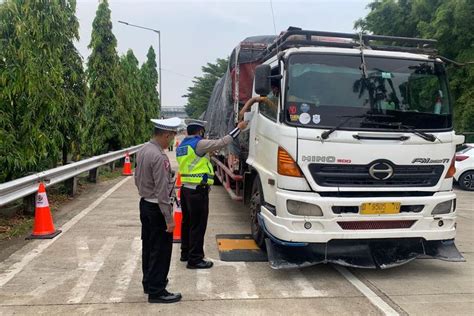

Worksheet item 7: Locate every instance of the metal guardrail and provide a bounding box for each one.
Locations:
[0,144,143,207]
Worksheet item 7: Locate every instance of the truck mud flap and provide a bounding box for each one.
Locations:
[265,238,465,270]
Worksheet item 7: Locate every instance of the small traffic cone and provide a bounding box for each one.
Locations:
[173,205,182,243]
[122,152,133,176]
[26,183,61,240]
[173,183,182,243]
[175,173,182,187]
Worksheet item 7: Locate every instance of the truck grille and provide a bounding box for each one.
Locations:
[338,220,416,230]
[309,163,444,187]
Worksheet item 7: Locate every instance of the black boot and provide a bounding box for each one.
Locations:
[186,259,213,269]
[148,290,182,304]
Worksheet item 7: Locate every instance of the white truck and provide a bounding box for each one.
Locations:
[204,28,465,269]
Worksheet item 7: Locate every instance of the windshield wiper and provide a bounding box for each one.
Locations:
[321,115,364,140]
[362,121,437,142]
[397,124,437,142]
[321,113,394,140]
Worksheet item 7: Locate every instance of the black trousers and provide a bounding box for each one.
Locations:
[140,198,173,295]
[180,186,209,265]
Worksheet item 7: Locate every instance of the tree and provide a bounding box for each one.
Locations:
[117,50,145,146]
[59,0,87,164]
[83,0,122,155]
[355,0,474,135]
[183,58,228,118]
[0,0,74,182]
[140,46,160,136]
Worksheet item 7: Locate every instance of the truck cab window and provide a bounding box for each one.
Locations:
[259,69,280,121]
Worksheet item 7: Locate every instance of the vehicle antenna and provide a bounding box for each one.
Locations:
[269,0,280,55]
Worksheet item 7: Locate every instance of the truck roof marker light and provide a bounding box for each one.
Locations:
[445,156,456,178]
[278,146,303,177]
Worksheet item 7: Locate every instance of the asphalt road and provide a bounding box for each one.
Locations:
[0,152,472,315]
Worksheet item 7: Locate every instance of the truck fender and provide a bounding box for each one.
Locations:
[243,170,257,206]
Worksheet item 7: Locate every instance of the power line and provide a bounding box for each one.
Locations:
[160,68,194,79]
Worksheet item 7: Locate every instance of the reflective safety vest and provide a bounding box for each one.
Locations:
[176,136,215,185]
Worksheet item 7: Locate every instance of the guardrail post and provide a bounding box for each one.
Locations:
[88,168,98,183]
[23,193,36,215]
[65,176,78,197]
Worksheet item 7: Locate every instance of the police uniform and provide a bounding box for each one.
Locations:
[176,119,242,268]
[134,117,181,301]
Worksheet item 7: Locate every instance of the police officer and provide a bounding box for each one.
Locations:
[134,117,182,303]
[176,118,249,269]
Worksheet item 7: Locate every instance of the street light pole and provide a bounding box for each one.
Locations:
[118,20,162,109]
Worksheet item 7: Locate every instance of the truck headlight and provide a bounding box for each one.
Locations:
[431,200,454,215]
[287,200,323,216]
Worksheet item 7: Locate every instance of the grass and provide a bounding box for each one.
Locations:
[0,164,127,241]
[98,167,124,181]
[0,216,34,240]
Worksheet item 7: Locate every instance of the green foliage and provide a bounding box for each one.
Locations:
[355,0,474,133]
[140,46,160,130]
[117,50,146,146]
[0,0,159,183]
[0,0,82,182]
[59,0,87,164]
[183,58,228,118]
[83,0,122,155]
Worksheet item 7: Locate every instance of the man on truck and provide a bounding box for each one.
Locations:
[176,113,260,269]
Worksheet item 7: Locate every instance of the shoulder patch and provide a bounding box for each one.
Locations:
[164,159,170,171]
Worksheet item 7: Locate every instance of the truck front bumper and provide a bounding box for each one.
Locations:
[261,230,465,269]
[258,189,464,269]
[260,189,458,243]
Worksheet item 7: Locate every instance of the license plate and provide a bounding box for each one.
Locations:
[360,202,401,215]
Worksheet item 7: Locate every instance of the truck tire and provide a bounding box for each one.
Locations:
[250,177,266,250]
[459,170,474,191]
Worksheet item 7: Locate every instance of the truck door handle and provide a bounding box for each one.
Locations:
[255,136,259,143]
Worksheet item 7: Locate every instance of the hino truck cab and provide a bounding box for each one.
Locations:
[245,30,465,268]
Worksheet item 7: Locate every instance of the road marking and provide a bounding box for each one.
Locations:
[0,177,131,289]
[334,266,399,316]
[109,237,141,302]
[213,260,258,299]
[68,236,118,304]
[233,263,259,299]
[288,270,327,297]
[76,236,91,268]
[196,269,213,298]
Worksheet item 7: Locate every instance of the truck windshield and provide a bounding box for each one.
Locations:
[285,54,452,131]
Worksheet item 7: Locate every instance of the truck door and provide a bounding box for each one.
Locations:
[248,69,281,204]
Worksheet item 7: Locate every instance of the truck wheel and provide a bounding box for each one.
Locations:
[250,177,266,250]
[459,171,474,191]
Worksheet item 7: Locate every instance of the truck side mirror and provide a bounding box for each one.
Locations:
[254,64,271,96]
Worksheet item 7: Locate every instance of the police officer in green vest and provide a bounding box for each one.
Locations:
[176,119,248,269]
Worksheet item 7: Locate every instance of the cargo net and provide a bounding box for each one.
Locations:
[204,35,276,160]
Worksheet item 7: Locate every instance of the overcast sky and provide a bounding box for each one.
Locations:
[75,0,371,108]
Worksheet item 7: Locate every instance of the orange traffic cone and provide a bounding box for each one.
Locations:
[173,205,182,243]
[26,183,61,240]
[173,183,182,243]
[175,173,182,187]
[122,152,132,176]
